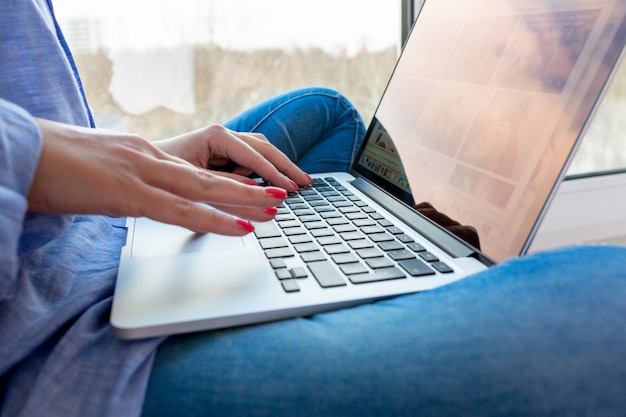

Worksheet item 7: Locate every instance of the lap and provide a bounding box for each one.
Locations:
[142,245,626,417]
[223,87,366,173]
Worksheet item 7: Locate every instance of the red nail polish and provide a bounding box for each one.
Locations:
[236,219,255,234]
[289,180,299,190]
[263,207,278,216]
[243,179,259,186]
[304,173,313,183]
[265,187,287,199]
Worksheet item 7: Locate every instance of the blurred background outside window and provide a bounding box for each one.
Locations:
[54,0,624,175]
[54,0,399,139]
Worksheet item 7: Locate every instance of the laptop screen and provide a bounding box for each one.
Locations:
[353,0,626,262]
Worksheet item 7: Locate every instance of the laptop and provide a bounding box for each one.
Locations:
[111,0,626,339]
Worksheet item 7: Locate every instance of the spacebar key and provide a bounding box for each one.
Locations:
[308,261,347,288]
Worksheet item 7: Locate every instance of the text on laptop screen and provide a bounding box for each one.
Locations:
[355,0,626,262]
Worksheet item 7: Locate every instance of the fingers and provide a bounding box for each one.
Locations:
[201,126,312,191]
[126,175,284,235]
[115,136,288,234]
[130,159,286,234]
[131,186,258,235]
[139,158,287,209]
[156,125,313,191]
[232,131,313,188]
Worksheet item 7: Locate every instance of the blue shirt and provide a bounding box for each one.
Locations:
[0,1,162,415]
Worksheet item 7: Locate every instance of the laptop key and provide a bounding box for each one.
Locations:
[289,267,308,278]
[353,218,376,227]
[300,251,327,262]
[420,252,439,262]
[378,240,404,251]
[289,235,313,244]
[320,211,342,219]
[253,222,282,239]
[346,212,368,220]
[356,248,384,259]
[340,262,369,275]
[265,248,295,259]
[310,200,330,207]
[311,228,334,238]
[366,257,394,269]
[398,259,435,277]
[361,226,384,235]
[407,242,426,252]
[281,279,300,293]
[327,217,349,226]
[369,233,394,243]
[299,215,321,223]
[388,249,416,261]
[348,239,374,250]
[397,234,415,243]
[305,221,327,230]
[259,237,288,250]
[293,209,315,217]
[333,224,357,233]
[432,261,454,274]
[332,253,359,264]
[294,243,319,253]
[348,268,406,284]
[270,259,287,269]
[275,269,293,280]
[285,197,304,205]
[283,227,307,236]
[317,236,342,246]
[278,220,301,229]
[339,231,364,241]
[324,244,350,255]
[308,261,347,287]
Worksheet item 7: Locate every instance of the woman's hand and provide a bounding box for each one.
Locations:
[154,124,312,191]
[27,119,296,235]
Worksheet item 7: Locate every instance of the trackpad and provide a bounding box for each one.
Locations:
[129,217,245,258]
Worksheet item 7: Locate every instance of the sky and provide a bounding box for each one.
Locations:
[53,0,400,53]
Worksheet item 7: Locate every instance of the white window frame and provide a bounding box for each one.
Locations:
[532,172,626,251]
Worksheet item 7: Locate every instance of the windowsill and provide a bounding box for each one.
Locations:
[530,170,626,253]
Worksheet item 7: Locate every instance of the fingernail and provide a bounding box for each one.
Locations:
[236,219,255,233]
[265,186,287,199]
[289,180,299,190]
[243,179,259,186]
[263,207,278,216]
[304,173,313,183]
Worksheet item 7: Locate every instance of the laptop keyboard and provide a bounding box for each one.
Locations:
[254,178,453,293]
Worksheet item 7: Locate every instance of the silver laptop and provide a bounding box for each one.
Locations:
[111,0,626,339]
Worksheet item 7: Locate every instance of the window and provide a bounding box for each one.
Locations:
[56,0,624,175]
[54,0,401,140]
[567,59,626,175]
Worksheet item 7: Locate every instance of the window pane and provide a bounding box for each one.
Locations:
[567,60,626,175]
[54,0,400,140]
[56,0,624,174]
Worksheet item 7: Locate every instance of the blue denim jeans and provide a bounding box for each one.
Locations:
[223,86,366,174]
[142,88,626,417]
